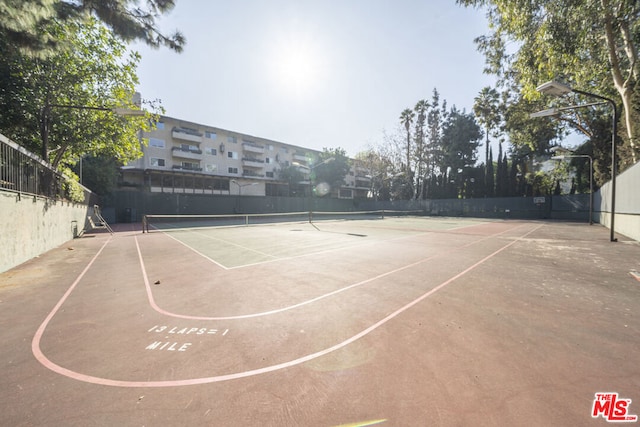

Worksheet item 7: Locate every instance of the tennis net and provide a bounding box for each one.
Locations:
[142,209,424,233]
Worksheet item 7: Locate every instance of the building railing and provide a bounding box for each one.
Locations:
[0,133,83,200]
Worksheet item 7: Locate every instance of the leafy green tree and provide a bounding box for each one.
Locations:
[0,0,184,57]
[354,149,394,201]
[276,164,307,197]
[312,148,351,197]
[78,155,120,196]
[440,107,483,198]
[457,0,639,167]
[0,18,156,168]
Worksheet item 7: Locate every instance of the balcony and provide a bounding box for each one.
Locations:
[242,142,264,154]
[172,127,203,143]
[172,146,203,160]
[293,153,308,162]
[242,157,265,168]
[242,170,265,178]
[172,164,203,172]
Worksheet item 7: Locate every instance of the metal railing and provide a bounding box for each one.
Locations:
[0,133,89,201]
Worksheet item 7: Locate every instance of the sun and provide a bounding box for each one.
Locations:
[268,34,327,98]
[278,47,316,92]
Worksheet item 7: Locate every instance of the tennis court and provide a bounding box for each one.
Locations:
[1,214,639,426]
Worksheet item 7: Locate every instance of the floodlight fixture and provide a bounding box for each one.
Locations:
[536,81,573,96]
[529,108,560,119]
[535,80,618,241]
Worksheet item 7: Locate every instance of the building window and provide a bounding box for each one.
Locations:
[266,171,274,178]
[228,151,238,159]
[205,164,217,173]
[227,135,237,144]
[205,131,216,139]
[149,138,165,148]
[150,158,165,167]
[267,144,274,151]
[228,167,238,174]
[156,122,165,130]
[265,157,271,164]
[207,147,217,155]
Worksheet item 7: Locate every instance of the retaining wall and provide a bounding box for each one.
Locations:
[0,191,93,273]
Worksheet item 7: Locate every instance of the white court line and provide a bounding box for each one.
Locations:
[180,228,279,260]
[31,222,543,387]
[136,221,531,320]
[157,218,495,270]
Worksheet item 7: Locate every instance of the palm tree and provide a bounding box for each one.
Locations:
[400,108,415,175]
[413,100,428,199]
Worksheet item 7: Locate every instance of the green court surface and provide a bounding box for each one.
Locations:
[152,216,490,268]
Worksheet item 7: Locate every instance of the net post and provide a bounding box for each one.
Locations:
[245,214,249,226]
[142,215,147,233]
[381,209,385,219]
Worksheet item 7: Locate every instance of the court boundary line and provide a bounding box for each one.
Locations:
[135,221,531,320]
[30,222,543,387]
[151,218,504,271]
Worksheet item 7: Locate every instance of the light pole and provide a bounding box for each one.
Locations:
[292,157,335,221]
[535,80,618,241]
[230,180,258,213]
[550,154,594,225]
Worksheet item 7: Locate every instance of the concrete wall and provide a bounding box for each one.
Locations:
[0,190,93,273]
[594,161,640,241]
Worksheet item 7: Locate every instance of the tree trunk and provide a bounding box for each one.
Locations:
[602,0,638,163]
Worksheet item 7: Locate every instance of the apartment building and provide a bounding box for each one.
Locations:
[120,115,371,198]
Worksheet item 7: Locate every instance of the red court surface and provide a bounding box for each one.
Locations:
[1,217,639,426]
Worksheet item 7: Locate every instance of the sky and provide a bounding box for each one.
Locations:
[131,0,497,157]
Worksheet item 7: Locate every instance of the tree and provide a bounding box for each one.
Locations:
[312,148,351,197]
[424,90,447,198]
[457,0,640,167]
[473,86,501,167]
[413,99,429,199]
[276,164,307,197]
[399,108,415,174]
[440,107,483,198]
[0,0,184,57]
[354,149,394,201]
[0,18,157,168]
[399,108,415,199]
[78,155,120,196]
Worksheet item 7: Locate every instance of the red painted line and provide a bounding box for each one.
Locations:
[31,224,542,387]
